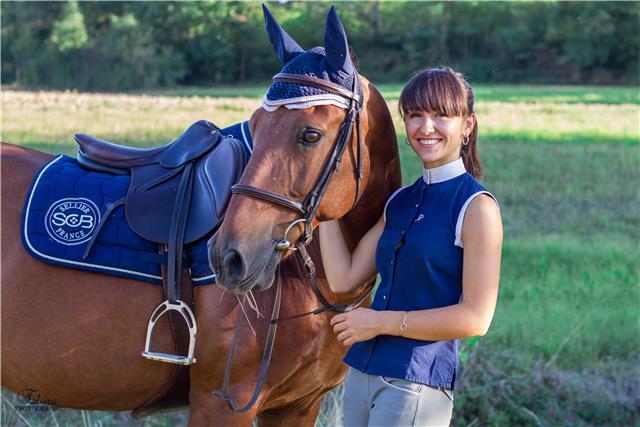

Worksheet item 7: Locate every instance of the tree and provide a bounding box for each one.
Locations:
[49,0,88,52]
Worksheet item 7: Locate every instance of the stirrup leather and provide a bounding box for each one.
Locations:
[141,300,197,365]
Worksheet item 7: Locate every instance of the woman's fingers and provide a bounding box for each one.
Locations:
[337,330,351,343]
[331,311,366,346]
[332,321,348,334]
[330,313,347,326]
[342,337,355,346]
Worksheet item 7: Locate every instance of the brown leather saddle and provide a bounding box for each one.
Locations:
[75,119,249,416]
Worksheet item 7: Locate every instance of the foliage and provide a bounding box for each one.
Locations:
[48,0,88,52]
[1,2,186,91]
[1,1,638,91]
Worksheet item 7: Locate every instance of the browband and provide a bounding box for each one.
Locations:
[273,73,361,105]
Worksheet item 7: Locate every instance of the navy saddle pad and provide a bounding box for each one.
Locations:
[21,121,253,285]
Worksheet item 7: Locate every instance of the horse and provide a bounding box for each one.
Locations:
[1,6,401,426]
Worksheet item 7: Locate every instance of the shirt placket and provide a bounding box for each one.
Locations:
[361,184,428,370]
[381,184,428,308]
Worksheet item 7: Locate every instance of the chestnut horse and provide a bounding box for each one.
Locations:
[1,7,401,426]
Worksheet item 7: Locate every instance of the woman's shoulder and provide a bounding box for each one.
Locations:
[459,192,503,244]
[453,175,500,247]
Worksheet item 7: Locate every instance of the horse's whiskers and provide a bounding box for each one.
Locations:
[236,294,257,337]
[246,290,263,319]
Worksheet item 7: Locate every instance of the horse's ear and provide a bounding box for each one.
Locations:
[263,4,304,64]
[324,6,355,77]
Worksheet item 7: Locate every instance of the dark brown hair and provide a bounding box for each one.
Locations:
[399,67,483,179]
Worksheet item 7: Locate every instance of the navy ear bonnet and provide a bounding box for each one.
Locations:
[262,5,360,111]
[264,47,356,108]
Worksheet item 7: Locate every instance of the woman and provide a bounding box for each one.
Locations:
[319,67,502,426]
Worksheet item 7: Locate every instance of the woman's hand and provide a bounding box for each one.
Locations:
[330,308,390,346]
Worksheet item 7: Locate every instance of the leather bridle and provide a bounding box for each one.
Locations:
[213,72,374,412]
[231,72,364,249]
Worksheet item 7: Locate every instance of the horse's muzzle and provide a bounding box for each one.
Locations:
[208,236,278,294]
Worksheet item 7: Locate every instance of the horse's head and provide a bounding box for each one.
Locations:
[209,6,400,294]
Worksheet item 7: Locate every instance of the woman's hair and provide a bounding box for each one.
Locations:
[399,67,483,179]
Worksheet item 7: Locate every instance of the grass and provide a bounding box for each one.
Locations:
[3,91,638,151]
[1,84,639,425]
[150,84,640,105]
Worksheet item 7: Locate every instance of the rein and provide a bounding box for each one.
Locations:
[213,72,373,412]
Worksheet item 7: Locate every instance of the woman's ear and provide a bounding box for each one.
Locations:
[463,113,476,137]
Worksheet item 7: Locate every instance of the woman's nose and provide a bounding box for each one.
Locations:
[420,115,435,133]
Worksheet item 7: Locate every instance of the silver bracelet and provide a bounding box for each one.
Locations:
[400,311,408,334]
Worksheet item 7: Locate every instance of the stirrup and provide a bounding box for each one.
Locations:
[141,300,197,365]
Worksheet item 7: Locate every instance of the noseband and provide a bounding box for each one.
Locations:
[213,73,371,413]
[231,72,363,250]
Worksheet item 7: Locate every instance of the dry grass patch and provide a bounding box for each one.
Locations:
[2,91,260,150]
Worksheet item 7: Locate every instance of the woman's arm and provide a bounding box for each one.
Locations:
[319,214,384,294]
[331,195,502,345]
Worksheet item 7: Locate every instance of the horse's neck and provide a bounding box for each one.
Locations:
[340,82,401,251]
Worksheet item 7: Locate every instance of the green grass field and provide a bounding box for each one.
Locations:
[2,84,639,426]
[150,84,640,105]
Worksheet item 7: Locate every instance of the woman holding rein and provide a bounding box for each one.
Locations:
[319,67,502,426]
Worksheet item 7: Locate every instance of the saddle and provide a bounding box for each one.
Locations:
[76,119,249,363]
[75,119,249,416]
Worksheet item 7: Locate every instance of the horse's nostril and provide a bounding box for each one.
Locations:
[223,248,245,280]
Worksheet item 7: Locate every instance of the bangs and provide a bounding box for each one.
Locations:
[399,68,471,118]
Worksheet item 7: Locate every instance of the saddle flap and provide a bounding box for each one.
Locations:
[126,136,250,244]
[159,121,221,168]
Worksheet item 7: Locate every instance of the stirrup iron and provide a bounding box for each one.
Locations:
[141,300,197,365]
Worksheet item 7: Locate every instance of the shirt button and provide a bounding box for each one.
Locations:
[390,260,394,265]
[415,204,419,208]
[382,295,386,300]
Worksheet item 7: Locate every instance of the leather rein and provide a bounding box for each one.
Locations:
[212,72,374,412]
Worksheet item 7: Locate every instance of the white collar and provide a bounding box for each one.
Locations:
[422,158,466,184]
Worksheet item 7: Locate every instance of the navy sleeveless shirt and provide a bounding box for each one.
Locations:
[344,158,496,390]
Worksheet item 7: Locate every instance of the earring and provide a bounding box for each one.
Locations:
[405,138,410,146]
[462,135,469,146]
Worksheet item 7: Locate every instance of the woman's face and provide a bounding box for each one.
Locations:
[404,110,475,169]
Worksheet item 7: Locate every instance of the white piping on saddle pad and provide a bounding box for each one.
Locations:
[22,156,164,282]
[261,93,350,111]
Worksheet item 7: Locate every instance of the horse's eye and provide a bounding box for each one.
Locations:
[301,129,322,144]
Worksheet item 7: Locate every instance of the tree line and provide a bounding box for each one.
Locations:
[2,1,637,91]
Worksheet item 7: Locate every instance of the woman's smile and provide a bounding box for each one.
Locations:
[417,137,443,147]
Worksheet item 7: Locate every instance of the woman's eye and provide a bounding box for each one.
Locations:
[301,129,322,144]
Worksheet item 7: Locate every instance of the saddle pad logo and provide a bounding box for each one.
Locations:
[44,198,100,245]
